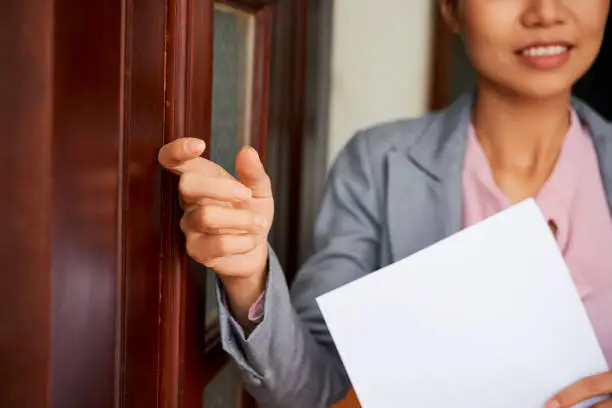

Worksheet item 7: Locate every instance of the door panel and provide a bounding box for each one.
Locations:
[51,0,132,405]
[1,0,172,406]
[0,1,53,406]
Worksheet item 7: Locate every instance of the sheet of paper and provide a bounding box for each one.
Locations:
[317,199,608,408]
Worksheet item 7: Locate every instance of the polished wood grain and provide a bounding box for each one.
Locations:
[2,0,169,406]
[51,0,173,405]
[0,1,53,407]
[50,0,124,405]
[120,0,167,406]
[159,0,191,405]
[160,0,216,406]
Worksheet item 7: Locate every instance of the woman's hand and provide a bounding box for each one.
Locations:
[158,138,274,324]
[546,371,612,407]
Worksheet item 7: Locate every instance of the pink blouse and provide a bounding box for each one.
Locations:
[463,110,612,367]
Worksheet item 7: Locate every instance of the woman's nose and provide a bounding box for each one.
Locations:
[523,0,567,28]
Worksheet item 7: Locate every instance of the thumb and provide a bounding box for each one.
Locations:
[235,146,272,198]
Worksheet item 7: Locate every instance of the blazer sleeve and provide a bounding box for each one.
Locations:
[217,131,381,408]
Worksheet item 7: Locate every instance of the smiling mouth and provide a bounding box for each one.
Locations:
[513,42,575,69]
[515,43,574,57]
[520,44,571,57]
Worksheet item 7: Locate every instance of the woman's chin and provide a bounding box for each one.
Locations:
[479,72,576,102]
[506,80,575,101]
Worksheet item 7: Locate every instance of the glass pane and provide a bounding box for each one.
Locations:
[210,3,255,174]
[206,4,256,330]
[203,363,242,408]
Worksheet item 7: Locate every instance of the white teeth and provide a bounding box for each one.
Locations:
[522,45,568,57]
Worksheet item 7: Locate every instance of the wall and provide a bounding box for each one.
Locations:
[297,0,436,265]
[326,0,435,167]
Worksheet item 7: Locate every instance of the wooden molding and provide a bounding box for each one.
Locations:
[160,0,214,406]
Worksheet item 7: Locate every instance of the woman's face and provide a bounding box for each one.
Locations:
[445,0,610,99]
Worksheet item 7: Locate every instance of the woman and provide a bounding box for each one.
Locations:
[158,0,612,406]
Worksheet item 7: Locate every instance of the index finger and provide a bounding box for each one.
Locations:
[158,138,205,170]
[547,372,612,408]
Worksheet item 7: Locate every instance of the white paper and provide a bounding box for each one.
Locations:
[317,199,608,408]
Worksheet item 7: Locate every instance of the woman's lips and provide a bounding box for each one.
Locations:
[515,43,573,70]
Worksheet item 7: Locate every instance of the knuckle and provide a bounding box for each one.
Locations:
[246,235,257,250]
[178,172,194,195]
[202,258,218,269]
[199,206,216,229]
[185,234,215,266]
[177,179,190,202]
[215,235,232,254]
[185,234,200,259]
[239,210,254,226]
[240,235,256,252]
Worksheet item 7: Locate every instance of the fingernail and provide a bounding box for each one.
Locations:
[187,139,205,154]
[244,145,261,162]
[545,400,560,408]
[234,187,252,200]
[253,216,267,228]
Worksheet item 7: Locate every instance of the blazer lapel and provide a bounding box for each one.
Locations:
[573,99,612,212]
[386,94,473,262]
[385,95,612,264]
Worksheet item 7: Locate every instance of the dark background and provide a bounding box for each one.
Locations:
[574,15,612,120]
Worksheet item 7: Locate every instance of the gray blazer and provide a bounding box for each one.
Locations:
[217,93,612,408]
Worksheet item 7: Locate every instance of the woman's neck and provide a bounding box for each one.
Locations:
[472,85,572,178]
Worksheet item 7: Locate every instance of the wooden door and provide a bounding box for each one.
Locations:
[0,0,308,407]
[1,0,170,406]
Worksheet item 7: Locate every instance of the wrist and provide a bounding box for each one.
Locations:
[221,247,268,325]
